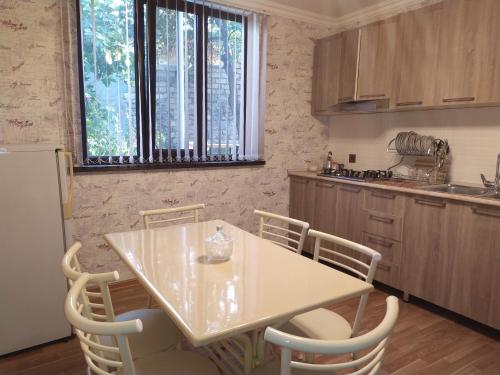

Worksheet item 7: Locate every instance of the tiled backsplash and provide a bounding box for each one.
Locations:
[327,107,500,184]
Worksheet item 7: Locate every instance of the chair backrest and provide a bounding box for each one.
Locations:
[139,203,206,229]
[264,296,399,375]
[62,242,119,323]
[65,273,142,375]
[308,229,382,336]
[254,210,309,254]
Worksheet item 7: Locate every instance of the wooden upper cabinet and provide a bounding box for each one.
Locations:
[311,35,341,114]
[478,0,500,104]
[436,0,500,106]
[337,29,360,103]
[357,16,399,101]
[392,3,443,109]
[311,0,500,114]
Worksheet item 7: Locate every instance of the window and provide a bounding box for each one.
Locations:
[77,0,267,167]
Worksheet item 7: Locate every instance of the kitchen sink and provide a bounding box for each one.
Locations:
[420,184,488,196]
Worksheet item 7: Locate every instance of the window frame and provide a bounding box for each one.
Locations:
[76,0,250,166]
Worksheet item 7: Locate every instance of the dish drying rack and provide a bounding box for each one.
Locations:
[386,131,450,184]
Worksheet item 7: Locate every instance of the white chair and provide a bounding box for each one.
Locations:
[284,230,381,343]
[61,242,182,360]
[139,203,206,229]
[65,272,220,375]
[140,204,206,308]
[254,210,309,254]
[250,296,399,375]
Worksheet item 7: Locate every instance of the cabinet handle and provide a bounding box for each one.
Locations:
[368,214,394,224]
[396,101,423,107]
[339,96,354,102]
[339,186,362,193]
[317,182,335,188]
[415,198,446,208]
[472,207,500,218]
[442,97,475,103]
[371,191,396,200]
[378,264,392,272]
[367,236,393,248]
[359,94,386,99]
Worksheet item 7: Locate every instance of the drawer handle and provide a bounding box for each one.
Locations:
[371,191,396,200]
[359,94,386,99]
[472,207,500,218]
[396,101,423,107]
[378,264,392,272]
[367,236,393,248]
[415,198,446,208]
[369,214,394,224]
[340,186,362,193]
[442,97,475,103]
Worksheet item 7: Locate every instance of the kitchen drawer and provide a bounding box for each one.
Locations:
[374,262,400,289]
[362,232,402,265]
[362,209,403,241]
[363,189,405,215]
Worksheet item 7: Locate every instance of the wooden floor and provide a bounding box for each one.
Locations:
[1,280,499,375]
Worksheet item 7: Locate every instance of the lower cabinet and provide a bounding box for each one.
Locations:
[446,204,500,329]
[289,177,315,253]
[402,196,462,307]
[403,197,500,329]
[312,181,337,234]
[289,176,500,329]
[333,184,364,262]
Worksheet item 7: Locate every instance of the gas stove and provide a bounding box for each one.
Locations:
[318,169,393,182]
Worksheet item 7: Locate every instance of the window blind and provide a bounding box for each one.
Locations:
[79,0,268,165]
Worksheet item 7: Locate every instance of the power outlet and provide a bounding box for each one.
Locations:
[349,154,356,163]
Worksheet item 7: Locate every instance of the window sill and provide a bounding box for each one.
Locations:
[74,160,265,174]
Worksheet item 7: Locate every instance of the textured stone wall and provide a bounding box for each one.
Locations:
[0,0,331,278]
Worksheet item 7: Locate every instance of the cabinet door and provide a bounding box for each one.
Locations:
[312,181,336,234]
[402,197,462,307]
[334,184,364,242]
[332,184,364,262]
[357,16,399,101]
[289,177,315,253]
[337,29,360,103]
[311,35,341,114]
[447,205,500,329]
[477,0,500,104]
[436,0,499,106]
[392,3,443,109]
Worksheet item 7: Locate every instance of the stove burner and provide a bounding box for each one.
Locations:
[318,168,393,181]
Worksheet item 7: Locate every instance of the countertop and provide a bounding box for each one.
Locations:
[288,171,500,209]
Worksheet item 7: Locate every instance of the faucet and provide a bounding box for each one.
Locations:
[481,153,500,191]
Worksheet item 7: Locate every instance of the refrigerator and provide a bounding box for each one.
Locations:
[0,144,74,355]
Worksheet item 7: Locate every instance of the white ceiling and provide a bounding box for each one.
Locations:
[269,0,389,19]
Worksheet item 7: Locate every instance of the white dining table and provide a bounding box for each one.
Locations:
[104,219,373,348]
